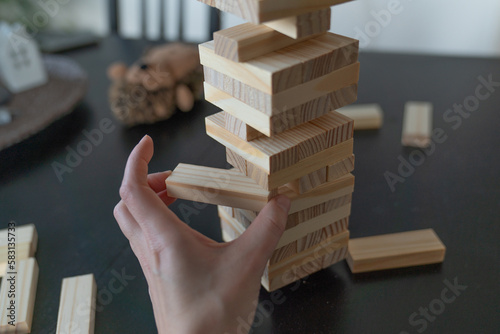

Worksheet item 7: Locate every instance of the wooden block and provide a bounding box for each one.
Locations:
[347,229,446,274]
[206,111,353,173]
[219,206,348,265]
[287,166,327,194]
[401,101,433,148]
[204,82,358,136]
[203,61,359,114]
[0,258,39,333]
[327,155,355,181]
[264,8,331,39]
[214,23,323,62]
[337,104,384,130]
[56,274,97,334]
[264,233,349,291]
[233,193,352,230]
[224,112,263,141]
[197,0,351,24]
[200,32,358,94]
[167,163,355,213]
[226,148,247,173]
[0,224,38,278]
[166,164,277,212]
[218,205,234,218]
[240,139,354,190]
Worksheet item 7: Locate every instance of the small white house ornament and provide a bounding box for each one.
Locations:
[0,22,47,93]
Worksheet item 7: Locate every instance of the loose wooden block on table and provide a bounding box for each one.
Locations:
[200,33,359,94]
[0,224,38,277]
[337,104,384,130]
[264,8,331,39]
[206,111,353,174]
[56,274,97,334]
[197,0,352,24]
[401,101,433,148]
[204,61,360,115]
[0,258,39,333]
[167,163,355,213]
[347,229,446,274]
[166,164,277,212]
[214,23,323,62]
[204,83,357,137]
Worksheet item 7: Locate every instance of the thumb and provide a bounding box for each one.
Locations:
[235,195,291,271]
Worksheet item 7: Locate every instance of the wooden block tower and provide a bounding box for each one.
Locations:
[166,0,360,291]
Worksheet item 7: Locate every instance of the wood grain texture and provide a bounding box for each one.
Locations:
[203,61,359,114]
[206,111,353,174]
[264,8,331,39]
[56,274,97,334]
[401,101,433,148]
[219,206,348,265]
[347,229,446,274]
[287,166,327,194]
[204,82,358,137]
[234,139,354,190]
[167,164,354,212]
[166,164,276,212]
[197,0,352,24]
[0,258,39,333]
[224,112,263,141]
[0,224,38,277]
[327,154,355,181]
[214,23,323,62]
[226,148,247,173]
[200,32,358,94]
[337,104,384,130]
[264,233,348,291]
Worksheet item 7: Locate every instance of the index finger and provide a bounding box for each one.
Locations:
[120,135,186,239]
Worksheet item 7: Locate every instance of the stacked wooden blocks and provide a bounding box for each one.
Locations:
[167,0,359,291]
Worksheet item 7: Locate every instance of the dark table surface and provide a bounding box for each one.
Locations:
[0,35,499,334]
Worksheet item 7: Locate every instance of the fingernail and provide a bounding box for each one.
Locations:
[275,195,291,213]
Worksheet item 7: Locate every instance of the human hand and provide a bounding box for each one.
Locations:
[114,136,291,334]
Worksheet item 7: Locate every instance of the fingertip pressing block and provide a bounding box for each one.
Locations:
[56,274,97,334]
[347,229,446,274]
[337,104,384,130]
[401,101,433,148]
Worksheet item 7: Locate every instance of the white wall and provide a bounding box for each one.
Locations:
[32,0,500,57]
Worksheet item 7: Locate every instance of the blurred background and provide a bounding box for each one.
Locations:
[0,0,498,57]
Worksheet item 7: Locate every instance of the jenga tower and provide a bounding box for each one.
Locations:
[166,0,359,291]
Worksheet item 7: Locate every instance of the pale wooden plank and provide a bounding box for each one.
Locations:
[0,224,38,278]
[214,23,324,62]
[206,111,353,173]
[0,258,39,333]
[401,101,433,148]
[347,229,446,274]
[166,164,354,213]
[327,155,355,181]
[236,139,354,190]
[224,112,263,141]
[264,8,331,39]
[200,32,358,94]
[197,0,352,24]
[166,164,276,212]
[337,104,384,130]
[287,166,327,194]
[219,206,348,265]
[204,82,358,137]
[56,274,97,334]
[226,148,247,173]
[203,61,359,114]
